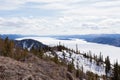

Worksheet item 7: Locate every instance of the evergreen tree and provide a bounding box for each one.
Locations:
[76,44,78,54]
[105,56,111,76]
[62,51,66,60]
[2,37,14,57]
[89,51,92,62]
[112,61,120,80]
[97,52,103,66]
[76,61,80,78]
[76,69,80,78]
[38,48,44,59]
[0,37,4,54]
[99,52,103,62]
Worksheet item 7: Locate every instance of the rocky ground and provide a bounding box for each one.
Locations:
[0,54,78,80]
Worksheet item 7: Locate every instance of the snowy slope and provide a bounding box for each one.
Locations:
[45,50,105,76]
[16,37,120,64]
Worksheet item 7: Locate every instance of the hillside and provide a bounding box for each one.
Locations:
[0,54,78,80]
[15,39,105,76]
[0,37,120,80]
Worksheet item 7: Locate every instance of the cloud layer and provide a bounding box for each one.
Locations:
[0,0,120,35]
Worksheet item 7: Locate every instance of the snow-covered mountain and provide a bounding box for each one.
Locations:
[15,39,47,51]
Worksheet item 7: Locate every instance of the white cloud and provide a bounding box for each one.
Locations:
[0,0,120,35]
[0,16,120,35]
[93,0,120,7]
[0,0,25,10]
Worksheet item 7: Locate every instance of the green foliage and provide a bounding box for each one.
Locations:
[2,37,13,57]
[30,47,44,59]
[52,45,67,51]
[14,48,28,60]
[0,37,28,60]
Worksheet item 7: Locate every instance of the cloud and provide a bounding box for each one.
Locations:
[0,0,120,35]
[0,0,25,10]
[93,0,120,8]
[0,0,120,17]
[0,16,120,35]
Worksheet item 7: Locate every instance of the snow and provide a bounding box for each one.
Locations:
[23,42,27,49]
[16,37,120,64]
[22,41,34,51]
[28,43,34,51]
[44,50,105,76]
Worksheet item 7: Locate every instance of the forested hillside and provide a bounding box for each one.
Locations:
[0,37,120,80]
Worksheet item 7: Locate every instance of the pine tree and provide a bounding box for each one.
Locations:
[0,37,4,54]
[99,52,103,62]
[76,61,80,78]
[89,51,92,62]
[76,69,80,78]
[38,48,44,59]
[105,56,111,77]
[2,37,14,57]
[62,51,66,60]
[97,52,103,66]
[112,61,120,80]
[76,44,78,54]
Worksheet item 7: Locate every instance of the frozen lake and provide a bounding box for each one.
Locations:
[16,37,120,64]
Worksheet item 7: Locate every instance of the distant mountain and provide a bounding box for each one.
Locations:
[0,34,24,39]
[82,35,120,47]
[15,39,47,51]
[85,37,120,47]
[0,34,41,40]
[51,34,120,47]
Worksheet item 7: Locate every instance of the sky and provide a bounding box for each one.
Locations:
[0,0,120,35]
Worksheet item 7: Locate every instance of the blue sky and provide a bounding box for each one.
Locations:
[0,0,120,35]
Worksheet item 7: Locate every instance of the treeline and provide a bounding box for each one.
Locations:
[50,44,120,80]
[43,44,104,80]
[0,36,50,60]
[0,37,28,60]
[83,50,120,80]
